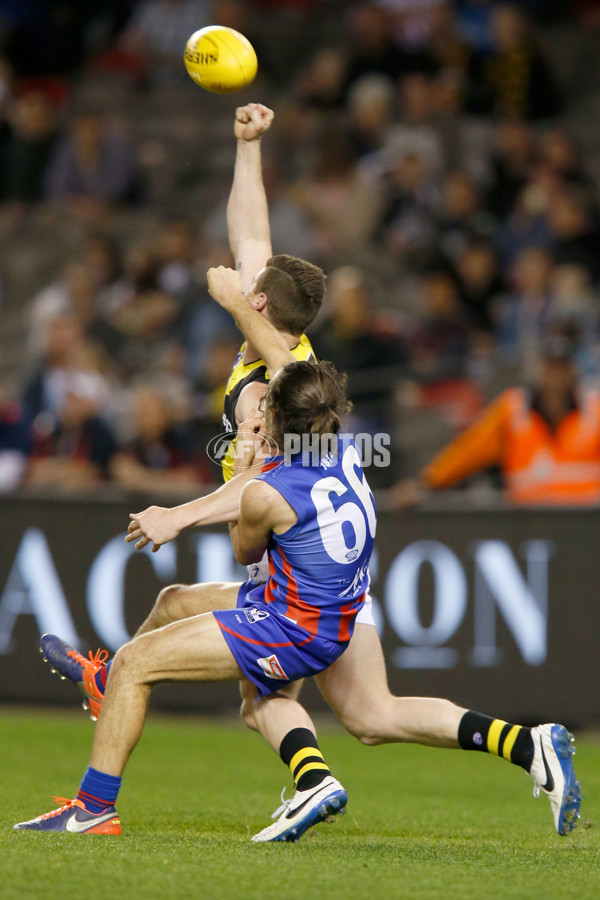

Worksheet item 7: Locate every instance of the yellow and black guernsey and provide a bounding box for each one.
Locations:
[220,333,315,482]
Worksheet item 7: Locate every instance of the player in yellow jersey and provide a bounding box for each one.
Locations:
[41,104,581,842]
[219,274,317,483]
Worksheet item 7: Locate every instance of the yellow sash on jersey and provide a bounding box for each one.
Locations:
[221,334,314,482]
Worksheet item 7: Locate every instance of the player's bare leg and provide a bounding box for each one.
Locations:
[15,612,244,834]
[315,624,464,747]
[133,582,242,637]
[40,580,305,733]
[133,582,304,733]
[253,692,315,750]
[90,612,242,775]
[116,615,343,844]
[40,582,242,720]
[315,624,581,835]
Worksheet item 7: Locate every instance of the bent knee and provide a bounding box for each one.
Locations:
[240,699,258,732]
[110,641,138,676]
[357,732,385,746]
[154,584,188,626]
[339,708,390,746]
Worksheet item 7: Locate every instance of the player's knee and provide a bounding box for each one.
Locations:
[154,584,187,626]
[357,732,385,746]
[339,708,387,746]
[110,641,137,678]
[240,698,258,731]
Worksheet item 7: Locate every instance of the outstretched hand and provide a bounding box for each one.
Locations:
[234,103,274,142]
[126,505,182,552]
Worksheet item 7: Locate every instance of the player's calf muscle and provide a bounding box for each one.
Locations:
[342,697,464,747]
[240,679,303,732]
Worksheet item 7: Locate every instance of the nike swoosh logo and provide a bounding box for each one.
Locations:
[77,681,99,701]
[540,742,555,793]
[65,810,117,833]
[285,786,327,819]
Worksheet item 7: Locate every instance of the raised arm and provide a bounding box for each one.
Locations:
[227,103,274,292]
[207,266,295,376]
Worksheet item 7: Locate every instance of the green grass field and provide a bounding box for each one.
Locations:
[1,709,598,900]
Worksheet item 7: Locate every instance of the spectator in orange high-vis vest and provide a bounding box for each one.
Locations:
[392,338,600,506]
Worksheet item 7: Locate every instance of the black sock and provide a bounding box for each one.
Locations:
[458,710,534,771]
[279,727,331,791]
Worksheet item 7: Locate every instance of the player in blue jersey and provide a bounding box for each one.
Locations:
[15,359,377,838]
[213,363,375,699]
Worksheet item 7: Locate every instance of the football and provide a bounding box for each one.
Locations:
[183,25,257,93]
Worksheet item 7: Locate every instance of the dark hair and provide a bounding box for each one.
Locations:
[266,359,351,446]
[255,254,326,335]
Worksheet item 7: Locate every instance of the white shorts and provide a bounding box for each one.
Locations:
[246,557,270,584]
[247,558,376,629]
[355,591,375,627]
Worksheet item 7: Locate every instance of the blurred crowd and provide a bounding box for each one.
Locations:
[2,0,600,499]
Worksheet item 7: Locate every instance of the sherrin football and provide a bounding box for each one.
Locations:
[183,25,257,94]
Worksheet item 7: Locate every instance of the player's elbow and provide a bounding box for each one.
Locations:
[234,545,264,566]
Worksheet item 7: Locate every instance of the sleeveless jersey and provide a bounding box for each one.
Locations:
[220,334,314,482]
[256,440,377,644]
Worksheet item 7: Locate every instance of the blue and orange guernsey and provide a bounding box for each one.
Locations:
[213,439,376,695]
[255,440,376,644]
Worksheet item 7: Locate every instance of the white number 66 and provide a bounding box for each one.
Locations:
[310,445,376,565]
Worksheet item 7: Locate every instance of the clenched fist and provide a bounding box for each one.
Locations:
[234,103,274,142]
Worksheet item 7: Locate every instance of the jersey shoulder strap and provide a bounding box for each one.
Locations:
[292,334,315,362]
[225,334,314,399]
[225,342,263,398]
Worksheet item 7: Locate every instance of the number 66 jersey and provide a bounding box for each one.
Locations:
[256,441,376,645]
